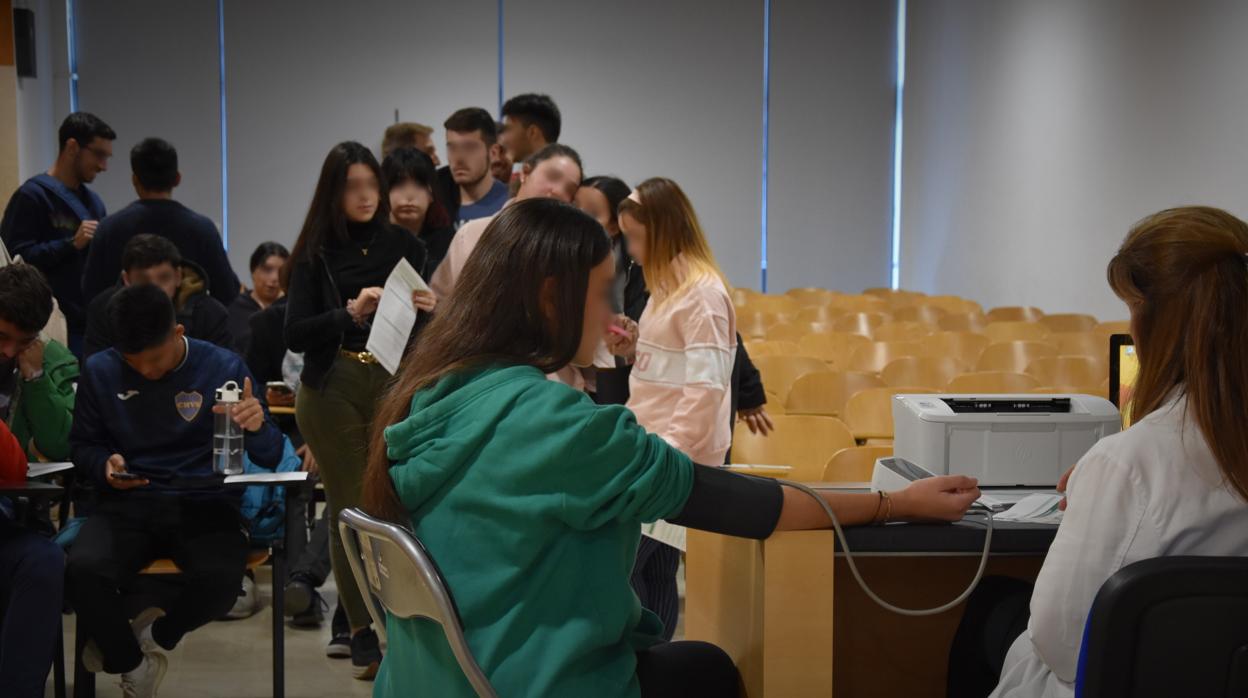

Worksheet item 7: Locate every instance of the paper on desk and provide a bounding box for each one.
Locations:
[28,462,74,478]
[366,258,430,374]
[223,471,310,485]
[993,493,1064,525]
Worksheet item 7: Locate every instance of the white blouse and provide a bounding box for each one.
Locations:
[991,395,1248,698]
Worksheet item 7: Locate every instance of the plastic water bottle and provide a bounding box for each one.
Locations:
[213,380,244,475]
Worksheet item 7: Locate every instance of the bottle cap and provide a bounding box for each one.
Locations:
[216,380,242,403]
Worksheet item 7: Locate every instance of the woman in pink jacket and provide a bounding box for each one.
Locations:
[609,177,737,639]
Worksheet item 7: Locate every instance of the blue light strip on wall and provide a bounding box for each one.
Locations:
[760,0,771,292]
[890,0,907,290]
[497,0,505,116]
[65,0,79,111]
[217,0,229,249]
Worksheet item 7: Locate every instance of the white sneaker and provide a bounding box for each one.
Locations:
[223,573,260,620]
[81,607,166,673]
[132,607,166,654]
[119,653,167,698]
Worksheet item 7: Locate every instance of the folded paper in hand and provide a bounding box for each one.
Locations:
[366,258,430,374]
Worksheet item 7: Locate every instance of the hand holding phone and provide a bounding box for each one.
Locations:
[105,454,149,490]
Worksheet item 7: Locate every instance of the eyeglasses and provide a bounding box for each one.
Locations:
[83,146,112,161]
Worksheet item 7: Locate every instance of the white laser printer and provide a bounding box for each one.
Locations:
[891,394,1121,487]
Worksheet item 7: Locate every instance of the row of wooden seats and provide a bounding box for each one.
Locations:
[729,288,1126,474]
[749,342,1109,393]
[745,311,1127,343]
[730,416,895,481]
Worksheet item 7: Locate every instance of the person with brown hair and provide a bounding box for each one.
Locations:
[380,122,439,165]
[949,206,1248,698]
[442,107,510,230]
[360,197,978,697]
[428,143,583,299]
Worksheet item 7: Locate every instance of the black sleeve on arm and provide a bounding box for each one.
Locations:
[284,257,352,353]
[668,465,783,540]
[736,335,767,411]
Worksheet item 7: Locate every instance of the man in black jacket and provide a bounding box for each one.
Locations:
[83,234,231,358]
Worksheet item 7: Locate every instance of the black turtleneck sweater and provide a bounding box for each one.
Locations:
[330,220,424,350]
[285,218,428,388]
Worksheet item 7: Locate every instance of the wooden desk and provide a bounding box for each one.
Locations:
[685,513,1055,697]
[269,405,296,416]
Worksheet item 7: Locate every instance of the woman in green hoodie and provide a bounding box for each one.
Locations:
[362,198,980,698]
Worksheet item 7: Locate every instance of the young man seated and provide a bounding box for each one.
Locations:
[0,263,79,464]
[67,284,282,696]
[82,234,231,358]
[0,266,67,698]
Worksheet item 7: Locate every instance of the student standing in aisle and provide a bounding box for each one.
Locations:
[284,141,436,680]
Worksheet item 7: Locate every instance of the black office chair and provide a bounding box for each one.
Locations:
[1076,556,1248,698]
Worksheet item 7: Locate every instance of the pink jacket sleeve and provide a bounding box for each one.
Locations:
[640,285,736,465]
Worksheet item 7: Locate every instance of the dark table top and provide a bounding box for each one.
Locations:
[837,514,1057,554]
[0,480,66,497]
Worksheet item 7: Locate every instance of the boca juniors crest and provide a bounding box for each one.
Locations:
[175,391,204,422]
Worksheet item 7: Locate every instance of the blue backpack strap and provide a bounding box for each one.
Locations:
[29,174,99,221]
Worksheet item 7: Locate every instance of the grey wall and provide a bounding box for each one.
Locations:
[74,0,223,233]
[223,0,497,275]
[767,0,897,293]
[24,0,1247,314]
[14,0,68,180]
[503,0,765,288]
[36,0,898,291]
[900,0,1248,319]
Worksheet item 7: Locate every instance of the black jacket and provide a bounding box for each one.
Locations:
[284,224,427,391]
[82,260,232,359]
[245,297,287,386]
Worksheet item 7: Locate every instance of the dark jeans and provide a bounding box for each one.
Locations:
[285,483,332,586]
[65,497,248,674]
[947,575,1035,698]
[0,521,64,698]
[636,640,739,697]
[632,536,682,642]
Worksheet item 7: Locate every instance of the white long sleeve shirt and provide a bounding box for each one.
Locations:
[990,395,1248,698]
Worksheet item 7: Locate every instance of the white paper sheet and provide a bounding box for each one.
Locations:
[223,471,310,485]
[366,258,430,374]
[28,462,74,478]
[993,493,1065,525]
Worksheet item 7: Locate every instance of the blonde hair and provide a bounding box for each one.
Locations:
[617,177,729,303]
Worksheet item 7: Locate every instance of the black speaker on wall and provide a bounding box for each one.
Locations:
[14,8,36,78]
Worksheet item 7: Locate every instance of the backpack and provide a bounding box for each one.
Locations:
[239,436,304,545]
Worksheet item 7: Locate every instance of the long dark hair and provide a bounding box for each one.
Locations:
[582,175,631,233]
[288,142,389,267]
[363,198,612,522]
[1107,206,1248,501]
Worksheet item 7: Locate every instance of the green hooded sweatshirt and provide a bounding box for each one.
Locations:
[374,364,695,698]
[5,338,78,461]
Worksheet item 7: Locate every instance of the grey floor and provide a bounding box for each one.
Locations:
[48,555,686,697]
[48,568,373,698]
